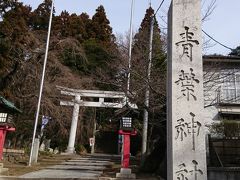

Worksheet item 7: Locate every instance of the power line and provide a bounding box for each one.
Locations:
[154,0,165,16]
[152,1,233,52]
[202,29,234,51]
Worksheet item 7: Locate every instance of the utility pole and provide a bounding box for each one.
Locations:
[142,14,154,157]
[127,0,134,95]
[121,0,135,166]
[29,0,54,166]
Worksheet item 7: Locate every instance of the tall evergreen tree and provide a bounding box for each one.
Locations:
[131,7,166,98]
[90,5,115,45]
[53,10,71,37]
[31,0,54,30]
[53,12,91,42]
[78,13,92,41]
[0,0,18,17]
[68,13,90,42]
[133,7,165,69]
[0,1,34,90]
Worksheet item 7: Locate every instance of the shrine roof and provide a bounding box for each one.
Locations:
[0,96,22,113]
[203,55,240,63]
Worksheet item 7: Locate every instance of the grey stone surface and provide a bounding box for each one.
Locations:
[0,163,8,174]
[19,169,100,179]
[47,164,105,171]
[31,138,40,164]
[120,168,131,174]
[116,172,136,179]
[18,155,112,179]
[167,0,207,180]
[74,158,111,161]
[116,168,136,179]
[68,159,110,163]
[63,161,111,166]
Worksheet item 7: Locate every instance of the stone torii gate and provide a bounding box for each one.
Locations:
[57,86,137,154]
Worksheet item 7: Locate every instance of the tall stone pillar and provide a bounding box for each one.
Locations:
[66,95,80,153]
[167,0,207,180]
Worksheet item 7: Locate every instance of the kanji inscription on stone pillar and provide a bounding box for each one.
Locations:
[167,0,207,180]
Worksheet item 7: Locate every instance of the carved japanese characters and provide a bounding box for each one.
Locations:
[176,26,199,61]
[176,160,203,180]
[175,68,200,101]
[175,112,202,150]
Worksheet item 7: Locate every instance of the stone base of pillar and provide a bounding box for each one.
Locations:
[31,138,40,165]
[64,147,75,154]
[116,168,136,179]
[0,163,8,174]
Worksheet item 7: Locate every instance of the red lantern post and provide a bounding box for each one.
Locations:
[116,117,137,179]
[119,129,137,168]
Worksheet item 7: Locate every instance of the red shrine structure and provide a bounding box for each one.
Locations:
[0,96,21,160]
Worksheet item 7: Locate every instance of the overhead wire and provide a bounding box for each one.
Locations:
[202,29,234,51]
[154,0,166,16]
[153,0,233,52]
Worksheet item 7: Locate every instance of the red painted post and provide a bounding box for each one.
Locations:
[0,129,6,160]
[122,134,130,168]
[119,130,137,169]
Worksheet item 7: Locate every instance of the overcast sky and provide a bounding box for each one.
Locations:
[19,0,240,55]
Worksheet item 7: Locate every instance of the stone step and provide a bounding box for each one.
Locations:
[63,162,112,166]
[19,169,101,179]
[67,159,111,163]
[47,164,106,171]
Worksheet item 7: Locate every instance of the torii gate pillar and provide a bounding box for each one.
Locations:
[66,95,80,153]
